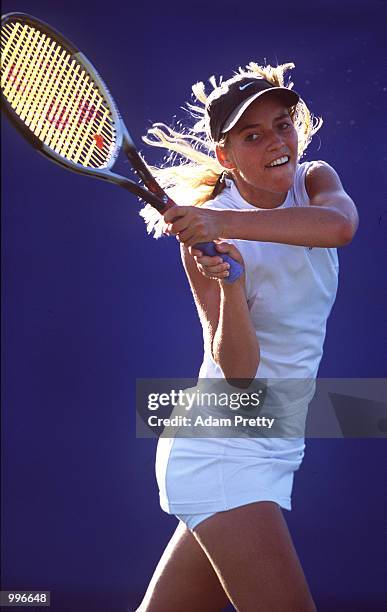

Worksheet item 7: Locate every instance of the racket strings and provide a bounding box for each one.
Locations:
[2,22,114,165]
[1,21,117,168]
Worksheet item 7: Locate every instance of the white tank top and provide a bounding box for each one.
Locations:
[199,161,339,391]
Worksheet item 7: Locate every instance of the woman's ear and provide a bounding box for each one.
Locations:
[215,144,236,170]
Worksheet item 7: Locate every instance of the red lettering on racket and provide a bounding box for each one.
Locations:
[39,60,54,76]
[77,99,102,125]
[46,99,69,130]
[7,63,27,93]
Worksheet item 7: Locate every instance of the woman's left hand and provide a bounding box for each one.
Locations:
[163,206,223,246]
[188,241,245,286]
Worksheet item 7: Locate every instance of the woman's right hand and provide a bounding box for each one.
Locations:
[188,240,245,283]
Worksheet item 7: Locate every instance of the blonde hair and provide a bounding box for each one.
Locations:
[140,61,322,237]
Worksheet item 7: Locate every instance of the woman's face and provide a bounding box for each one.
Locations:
[216,96,298,207]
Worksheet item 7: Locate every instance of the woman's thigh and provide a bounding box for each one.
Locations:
[193,501,317,612]
[135,520,231,612]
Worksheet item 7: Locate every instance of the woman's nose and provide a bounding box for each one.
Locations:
[267,131,284,150]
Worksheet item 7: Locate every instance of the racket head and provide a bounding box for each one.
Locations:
[1,12,125,173]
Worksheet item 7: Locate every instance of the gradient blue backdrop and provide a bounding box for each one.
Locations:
[2,1,386,610]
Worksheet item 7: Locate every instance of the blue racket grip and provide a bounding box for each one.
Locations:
[194,242,244,283]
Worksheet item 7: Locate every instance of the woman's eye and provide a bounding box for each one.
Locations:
[279,122,290,130]
[245,133,261,142]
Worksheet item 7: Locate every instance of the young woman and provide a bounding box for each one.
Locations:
[136,62,358,611]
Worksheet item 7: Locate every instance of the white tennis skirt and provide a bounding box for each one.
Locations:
[155,433,306,530]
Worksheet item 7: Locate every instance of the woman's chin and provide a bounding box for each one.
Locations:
[265,164,296,191]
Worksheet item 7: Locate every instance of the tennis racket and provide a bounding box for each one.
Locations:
[1,12,243,282]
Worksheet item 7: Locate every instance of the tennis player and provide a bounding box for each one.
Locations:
[136,62,358,611]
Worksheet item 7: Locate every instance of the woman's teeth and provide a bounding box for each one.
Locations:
[267,156,289,167]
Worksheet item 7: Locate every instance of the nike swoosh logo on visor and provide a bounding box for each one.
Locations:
[239,82,256,91]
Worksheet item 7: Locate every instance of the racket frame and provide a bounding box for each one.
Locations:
[1,12,244,282]
[1,12,170,212]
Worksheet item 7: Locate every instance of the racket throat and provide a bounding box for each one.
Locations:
[122,138,174,213]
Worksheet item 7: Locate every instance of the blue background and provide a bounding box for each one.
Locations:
[2,0,386,610]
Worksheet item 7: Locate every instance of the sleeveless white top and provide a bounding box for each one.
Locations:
[154,162,338,519]
[198,162,339,408]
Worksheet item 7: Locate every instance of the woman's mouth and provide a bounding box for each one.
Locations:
[265,155,290,168]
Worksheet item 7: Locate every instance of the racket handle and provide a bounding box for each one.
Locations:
[194,242,244,284]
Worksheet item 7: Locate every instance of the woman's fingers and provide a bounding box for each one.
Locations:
[188,247,203,258]
[197,263,230,279]
[192,252,231,279]
[199,261,230,275]
[188,240,244,281]
[195,255,223,266]
[214,241,244,266]
[163,206,221,245]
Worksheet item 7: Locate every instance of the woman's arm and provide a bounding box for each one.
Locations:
[164,162,359,248]
[180,243,260,386]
